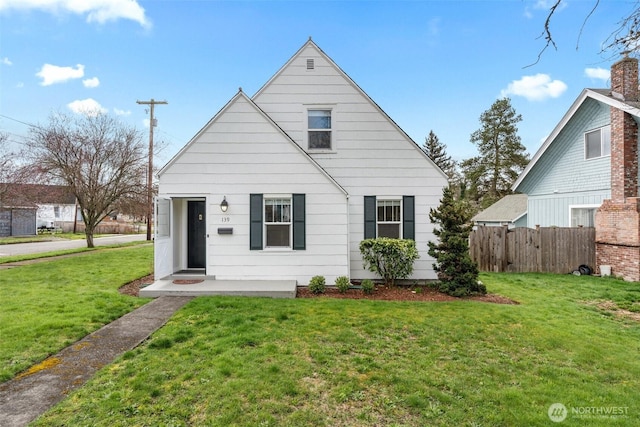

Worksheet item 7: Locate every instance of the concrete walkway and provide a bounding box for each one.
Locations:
[0,296,193,427]
[140,277,297,298]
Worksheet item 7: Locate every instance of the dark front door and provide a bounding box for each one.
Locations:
[187,201,206,269]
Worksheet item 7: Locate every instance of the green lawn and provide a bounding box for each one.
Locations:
[0,240,151,265]
[27,271,640,426]
[0,245,153,381]
[0,233,102,245]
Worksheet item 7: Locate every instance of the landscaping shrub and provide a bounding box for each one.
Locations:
[428,186,484,297]
[361,279,375,295]
[359,238,419,286]
[335,276,350,293]
[308,275,326,294]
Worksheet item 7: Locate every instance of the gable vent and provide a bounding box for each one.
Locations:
[306,58,314,70]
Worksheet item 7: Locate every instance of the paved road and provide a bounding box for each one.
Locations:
[0,234,149,257]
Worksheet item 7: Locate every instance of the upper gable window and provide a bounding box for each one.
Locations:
[585,125,611,159]
[308,110,332,150]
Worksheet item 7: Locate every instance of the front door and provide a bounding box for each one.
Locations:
[187,201,206,269]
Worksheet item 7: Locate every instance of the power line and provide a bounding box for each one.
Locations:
[136,99,168,242]
[0,114,42,130]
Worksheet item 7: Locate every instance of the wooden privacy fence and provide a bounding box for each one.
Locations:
[469,226,595,274]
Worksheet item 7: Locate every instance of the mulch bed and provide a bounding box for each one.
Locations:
[119,274,518,304]
[297,285,518,304]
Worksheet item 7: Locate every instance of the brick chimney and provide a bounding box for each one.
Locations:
[610,56,639,202]
[611,55,639,102]
[595,55,640,281]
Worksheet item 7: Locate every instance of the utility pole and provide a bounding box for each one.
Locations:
[136,98,168,241]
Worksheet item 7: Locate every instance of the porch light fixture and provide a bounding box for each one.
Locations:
[220,196,229,212]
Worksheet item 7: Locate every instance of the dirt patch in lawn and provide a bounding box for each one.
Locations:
[119,274,518,304]
[587,300,640,322]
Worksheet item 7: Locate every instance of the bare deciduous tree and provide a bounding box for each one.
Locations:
[532,0,640,66]
[24,112,147,247]
[0,132,16,202]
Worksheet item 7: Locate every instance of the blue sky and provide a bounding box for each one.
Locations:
[0,0,632,166]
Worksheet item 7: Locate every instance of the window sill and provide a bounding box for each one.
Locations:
[307,149,337,154]
[262,247,294,252]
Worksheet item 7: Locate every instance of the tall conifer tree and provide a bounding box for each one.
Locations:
[461,98,529,208]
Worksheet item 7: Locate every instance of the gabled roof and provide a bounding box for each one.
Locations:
[252,38,448,181]
[472,194,528,223]
[158,90,348,196]
[0,184,75,208]
[513,88,640,190]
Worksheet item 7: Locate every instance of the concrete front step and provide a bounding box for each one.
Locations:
[139,278,297,299]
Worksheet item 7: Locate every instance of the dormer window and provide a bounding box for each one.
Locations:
[585,125,611,159]
[308,109,331,150]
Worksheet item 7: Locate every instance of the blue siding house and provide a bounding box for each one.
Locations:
[514,55,640,281]
[512,89,618,228]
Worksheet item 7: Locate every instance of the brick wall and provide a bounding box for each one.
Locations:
[596,243,640,281]
[595,56,640,281]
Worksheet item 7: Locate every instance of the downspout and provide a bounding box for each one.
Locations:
[346,193,351,277]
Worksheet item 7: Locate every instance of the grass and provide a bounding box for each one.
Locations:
[0,233,101,245]
[29,272,640,426]
[0,240,151,264]
[0,245,153,382]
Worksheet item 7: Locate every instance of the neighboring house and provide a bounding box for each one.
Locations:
[154,39,448,284]
[513,55,640,281]
[0,184,76,236]
[512,88,614,228]
[471,194,528,228]
[33,186,77,230]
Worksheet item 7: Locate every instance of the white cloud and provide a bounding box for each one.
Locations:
[83,77,100,88]
[36,63,84,86]
[585,67,610,82]
[2,57,12,66]
[67,98,107,116]
[114,108,131,116]
[501,73,567,101]
[0,0,151,29]
[525,1,568,19]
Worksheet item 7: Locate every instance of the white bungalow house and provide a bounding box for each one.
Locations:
[152,39,448,287]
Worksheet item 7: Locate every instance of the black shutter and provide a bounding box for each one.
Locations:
[292,193,305,250]
[250,194,263,250]
[364,196,376,239]
[403,195,415,240]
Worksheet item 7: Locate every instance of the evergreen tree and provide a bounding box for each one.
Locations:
[422,130,456,180]
[428,186,484,297]
[461,98,529,208]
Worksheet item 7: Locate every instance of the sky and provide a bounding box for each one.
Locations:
[0,0,634,167]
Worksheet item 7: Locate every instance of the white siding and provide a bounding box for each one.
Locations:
[36,204,75,228]
[159,93,349,285]
[254,42,448,280]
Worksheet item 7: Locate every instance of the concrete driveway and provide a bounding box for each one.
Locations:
[0,234,148,257]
